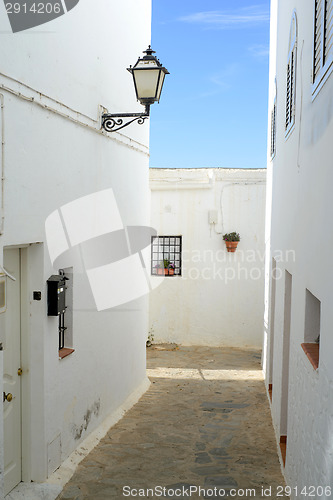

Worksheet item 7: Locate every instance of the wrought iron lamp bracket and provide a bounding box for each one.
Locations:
[101,104,150,133]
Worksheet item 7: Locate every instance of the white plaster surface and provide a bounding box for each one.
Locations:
[149,168,266,348]
[0,349,4,496]
[6,377,150,500]
[264,0,333,493]
[0,0,152,494]
[5,483,62,500]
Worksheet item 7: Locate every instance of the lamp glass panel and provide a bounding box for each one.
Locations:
[156,71,166,102]
[133,69,160,99]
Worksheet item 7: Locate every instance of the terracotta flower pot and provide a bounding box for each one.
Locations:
[156,268,175,275]
[225,241,239,252]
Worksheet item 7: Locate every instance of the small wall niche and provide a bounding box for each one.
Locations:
[58,267,74,359]
[304,289,321,343]
[302,289,321,370]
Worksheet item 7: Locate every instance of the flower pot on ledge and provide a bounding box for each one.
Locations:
[157,268,174,275]
[223,232,240,252]
[225,241,239,253]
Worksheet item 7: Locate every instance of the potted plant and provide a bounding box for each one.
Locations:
[154,262,164,275]
[155,259,175,275]
[164,259,175,276]
[223,232,240,252]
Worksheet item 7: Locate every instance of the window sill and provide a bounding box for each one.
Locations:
[301,343,319,370]
[59,348,75,360]
[280,436,287,467]
[152,274,180,277]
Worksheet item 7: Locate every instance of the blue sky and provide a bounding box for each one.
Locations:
[149,1,270,169]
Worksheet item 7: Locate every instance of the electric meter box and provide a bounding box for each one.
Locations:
[208,209,218,224]
[47,275,66,316]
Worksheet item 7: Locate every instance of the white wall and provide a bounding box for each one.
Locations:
[264,0,333,493]
[0,0,151,493]
[150,168,266,348]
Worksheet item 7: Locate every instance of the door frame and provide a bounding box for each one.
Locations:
[3,245,30,488]
[20,246,31,482]
[3,243,45,485]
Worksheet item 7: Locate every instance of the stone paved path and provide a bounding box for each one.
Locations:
[56,346,285,500]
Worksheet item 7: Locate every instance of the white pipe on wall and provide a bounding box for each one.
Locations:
[0,93,4,236]
[0,72,149,155]
[217,181,266,235]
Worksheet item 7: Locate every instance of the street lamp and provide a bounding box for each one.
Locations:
[102,46,169,133]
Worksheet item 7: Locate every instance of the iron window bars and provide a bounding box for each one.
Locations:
[151,236,182,276]
[58,269,68,350]
[59,310,66,350]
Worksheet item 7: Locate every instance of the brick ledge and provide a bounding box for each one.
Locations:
[59,348,75,360]
[301,343,319,370]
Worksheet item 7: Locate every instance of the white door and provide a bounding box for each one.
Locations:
[3,248,22,495]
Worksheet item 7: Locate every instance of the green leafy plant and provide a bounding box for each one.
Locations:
[146,327,155,347]
[155,258,175,269]
[223,232,240,242]
[163,258,175,269]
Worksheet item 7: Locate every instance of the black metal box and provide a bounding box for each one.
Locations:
[47,275,66,316]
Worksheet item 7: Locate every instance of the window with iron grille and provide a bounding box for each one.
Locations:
[313,0,333,93]
[271,97,277,159]
[58,268,73,354]
[285,12,297,136]
[151,236,182,276]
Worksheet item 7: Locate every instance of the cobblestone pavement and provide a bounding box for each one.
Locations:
[56,345,285,500]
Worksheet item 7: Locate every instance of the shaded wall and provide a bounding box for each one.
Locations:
[150,168,266,348]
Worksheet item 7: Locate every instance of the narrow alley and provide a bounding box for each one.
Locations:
[55,346,285,500]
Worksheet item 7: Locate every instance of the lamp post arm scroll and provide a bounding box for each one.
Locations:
[101,105,150,133]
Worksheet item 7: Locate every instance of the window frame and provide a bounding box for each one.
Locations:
[270,80,277,159]
[58,268,74,359]
[285,11,297,138]
[312,0,333,98]
[151,235,182,277]
[0,274,6,314]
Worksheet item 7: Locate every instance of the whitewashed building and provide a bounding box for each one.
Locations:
[150,168,266,348]
[264,0,333,493]
[0,0,152,496]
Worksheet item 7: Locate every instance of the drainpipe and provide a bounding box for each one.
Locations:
[0,93,4,236]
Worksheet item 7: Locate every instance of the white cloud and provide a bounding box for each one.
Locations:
[248,44,270,58]
[178,5,269,29]
[210,63,240,88]
[185,64,240,101]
